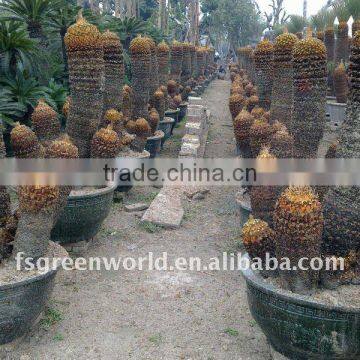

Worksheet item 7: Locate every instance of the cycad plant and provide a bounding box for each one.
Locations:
[323,31,360,257]
[287,15,307,38]
[344,0,360,36]
[170,41,183,81]
[0,0,54,43]
[157,41,169,86]
[270,32,298,130]
[0,20,37,75]
[64,12,104,157]
[292,34,327,158]
[311,10,327,41]
[334,0,350,65]
[129,35,151,119]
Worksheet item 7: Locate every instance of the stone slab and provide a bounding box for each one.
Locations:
[182,134,200,145]
[185,122,202,136]
[188,96,203,105]
[141,187,184,228]
[179,142,200,157]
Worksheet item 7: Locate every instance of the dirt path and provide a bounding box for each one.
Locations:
[6,80,269,360]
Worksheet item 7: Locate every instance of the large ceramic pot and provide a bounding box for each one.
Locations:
[158,117,175,148]
[235,189,251,224]
[165,108,180,134]
[115,150,150,193]
[0,242,63,345]
[51,184,116,244]
[178,103,188,121]
[241,255,360,360]
[145,130,165,158]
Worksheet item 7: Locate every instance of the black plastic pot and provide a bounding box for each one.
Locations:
[165,108,180,134]
[115,150,150,193]
[51,184,116,244]
[145,131,165,158]
[241,255,360,359]
[0,246,62,345]
[158,117,175,148]
[178,103,188,121]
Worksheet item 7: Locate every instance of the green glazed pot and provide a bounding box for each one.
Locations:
[241,254,360,360]
[51,184,116,244]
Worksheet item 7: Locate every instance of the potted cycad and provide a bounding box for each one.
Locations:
[240,31,360,360]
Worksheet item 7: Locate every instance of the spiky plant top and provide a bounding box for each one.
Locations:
[133,118,151,137]
[91,125,120,158]
[181,42,192,82]
[254,40,274,110]
[102,30,125,111]
[18,185,59,214]
[62,96,71,118]
[148,108,160,135]
[333,61,349,103]
[249,118,273,157]
[167,79,178,96]
[242,215,275,261]
[233,109,254,157]
[31,99,60,142]
[246,95,259,113]
[196,46,206,76]
[46,136,79,159]
[250,147,281,226]
[251,106,265,119]
[270,127,294,158]
[122,85,133,120]
[11,123,42,158]
[64,12,102,52]
[130,36,151,119]
[153,89,165,120]
[229,93,246,120]
[170,41,183,80]
[104,109,124,135]
[157,41,170,85]
[292,36,327,157]
[274,186,323,293]
[144,36,159,97]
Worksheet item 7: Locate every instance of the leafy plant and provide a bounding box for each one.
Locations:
[44,78,67,112]
[286,15,307,34]
[0,0,57,40]
[0,70,56,124]
[0,20,38,75]
[0,88,26,126]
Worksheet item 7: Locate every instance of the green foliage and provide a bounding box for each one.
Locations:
[0,20,38,75]
[40,306,63,329]
[224,327,239,336]
[44,78,67,113]
[0,0,56,37]
[0,70,56,124]
[200,0,264,48]
[333,0,350,22]
[311,10,328,31]
[344,0,360,20]
[286,15,307,34]
[0,88,26,126]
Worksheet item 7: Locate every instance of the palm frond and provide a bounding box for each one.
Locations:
[333,0,350,22]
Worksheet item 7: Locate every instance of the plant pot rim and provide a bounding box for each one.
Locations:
[147,130,165,141]
[327,100,347,107]
[0,241,65,291]
[160,117,175,124]
[241,253,360,314]
[235,190,251,211]
[69,183,117,200]
[165,108,180,114]
[179,102,188,107]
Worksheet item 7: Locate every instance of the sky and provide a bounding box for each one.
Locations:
[256,0,329,17]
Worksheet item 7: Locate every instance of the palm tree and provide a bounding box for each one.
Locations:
[344,0,360,34]
[0,0,56,42]
[45,0,80,75]
[333,0,350,64]
[0,20,38,74]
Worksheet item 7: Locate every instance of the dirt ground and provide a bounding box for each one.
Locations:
[4,79,270,360]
